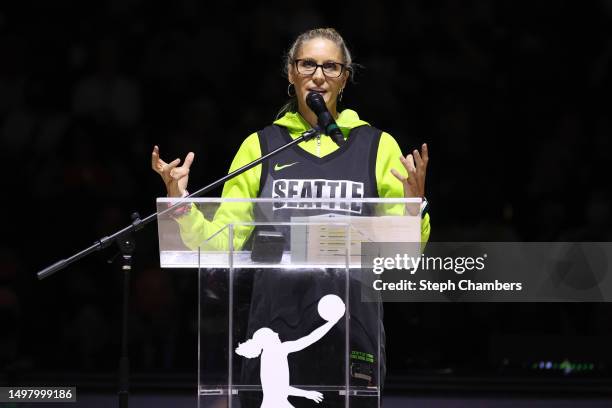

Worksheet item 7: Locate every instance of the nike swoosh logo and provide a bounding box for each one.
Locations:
[274,162,299,171]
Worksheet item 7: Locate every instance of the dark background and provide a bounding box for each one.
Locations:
[1,0,612,400]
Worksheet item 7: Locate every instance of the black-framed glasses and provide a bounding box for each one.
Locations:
[294,59,346,78]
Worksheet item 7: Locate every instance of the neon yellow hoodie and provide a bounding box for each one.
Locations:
[175,109,431,249]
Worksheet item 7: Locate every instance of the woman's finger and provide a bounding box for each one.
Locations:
[413,148,423,169]
[151,146,160,171]
[421,143,429,164]
[400,154,417,173]
[183,152,195,169]
[407,154,416,173]
[152,146,170,173]
[399,155,408,171]
[391,168,407,183]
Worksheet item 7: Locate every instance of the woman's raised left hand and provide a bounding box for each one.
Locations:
[391,143,429,199]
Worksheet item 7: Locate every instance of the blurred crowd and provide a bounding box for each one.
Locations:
[1,0,611,385]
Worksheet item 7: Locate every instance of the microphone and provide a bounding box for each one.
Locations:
[306,91,345,146]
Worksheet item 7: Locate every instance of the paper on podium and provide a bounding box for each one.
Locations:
[290,213,421,266]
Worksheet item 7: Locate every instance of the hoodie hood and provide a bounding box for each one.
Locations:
[273,109,370,139]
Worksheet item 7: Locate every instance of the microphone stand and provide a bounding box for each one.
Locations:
[36,127,319,407]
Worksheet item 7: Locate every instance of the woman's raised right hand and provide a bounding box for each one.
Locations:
[151,145,195,197]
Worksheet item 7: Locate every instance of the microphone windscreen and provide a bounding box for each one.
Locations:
[306,91,326,114]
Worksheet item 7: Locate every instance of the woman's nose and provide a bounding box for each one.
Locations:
[312,66,326,83]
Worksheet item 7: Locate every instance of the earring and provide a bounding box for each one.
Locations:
[338,88,344,101]
[287,83,296,97]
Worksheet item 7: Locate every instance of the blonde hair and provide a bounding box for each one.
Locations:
[276,28,356,118]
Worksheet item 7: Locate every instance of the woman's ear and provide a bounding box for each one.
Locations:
[288,65,296,84]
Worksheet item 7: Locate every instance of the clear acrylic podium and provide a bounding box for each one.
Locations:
[157,198,422,408]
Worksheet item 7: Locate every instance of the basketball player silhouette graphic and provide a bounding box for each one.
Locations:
[235,294,346,407]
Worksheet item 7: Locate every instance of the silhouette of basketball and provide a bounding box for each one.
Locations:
[317,294,345,321]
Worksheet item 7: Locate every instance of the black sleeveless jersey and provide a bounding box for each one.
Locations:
[241,125,387,394]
